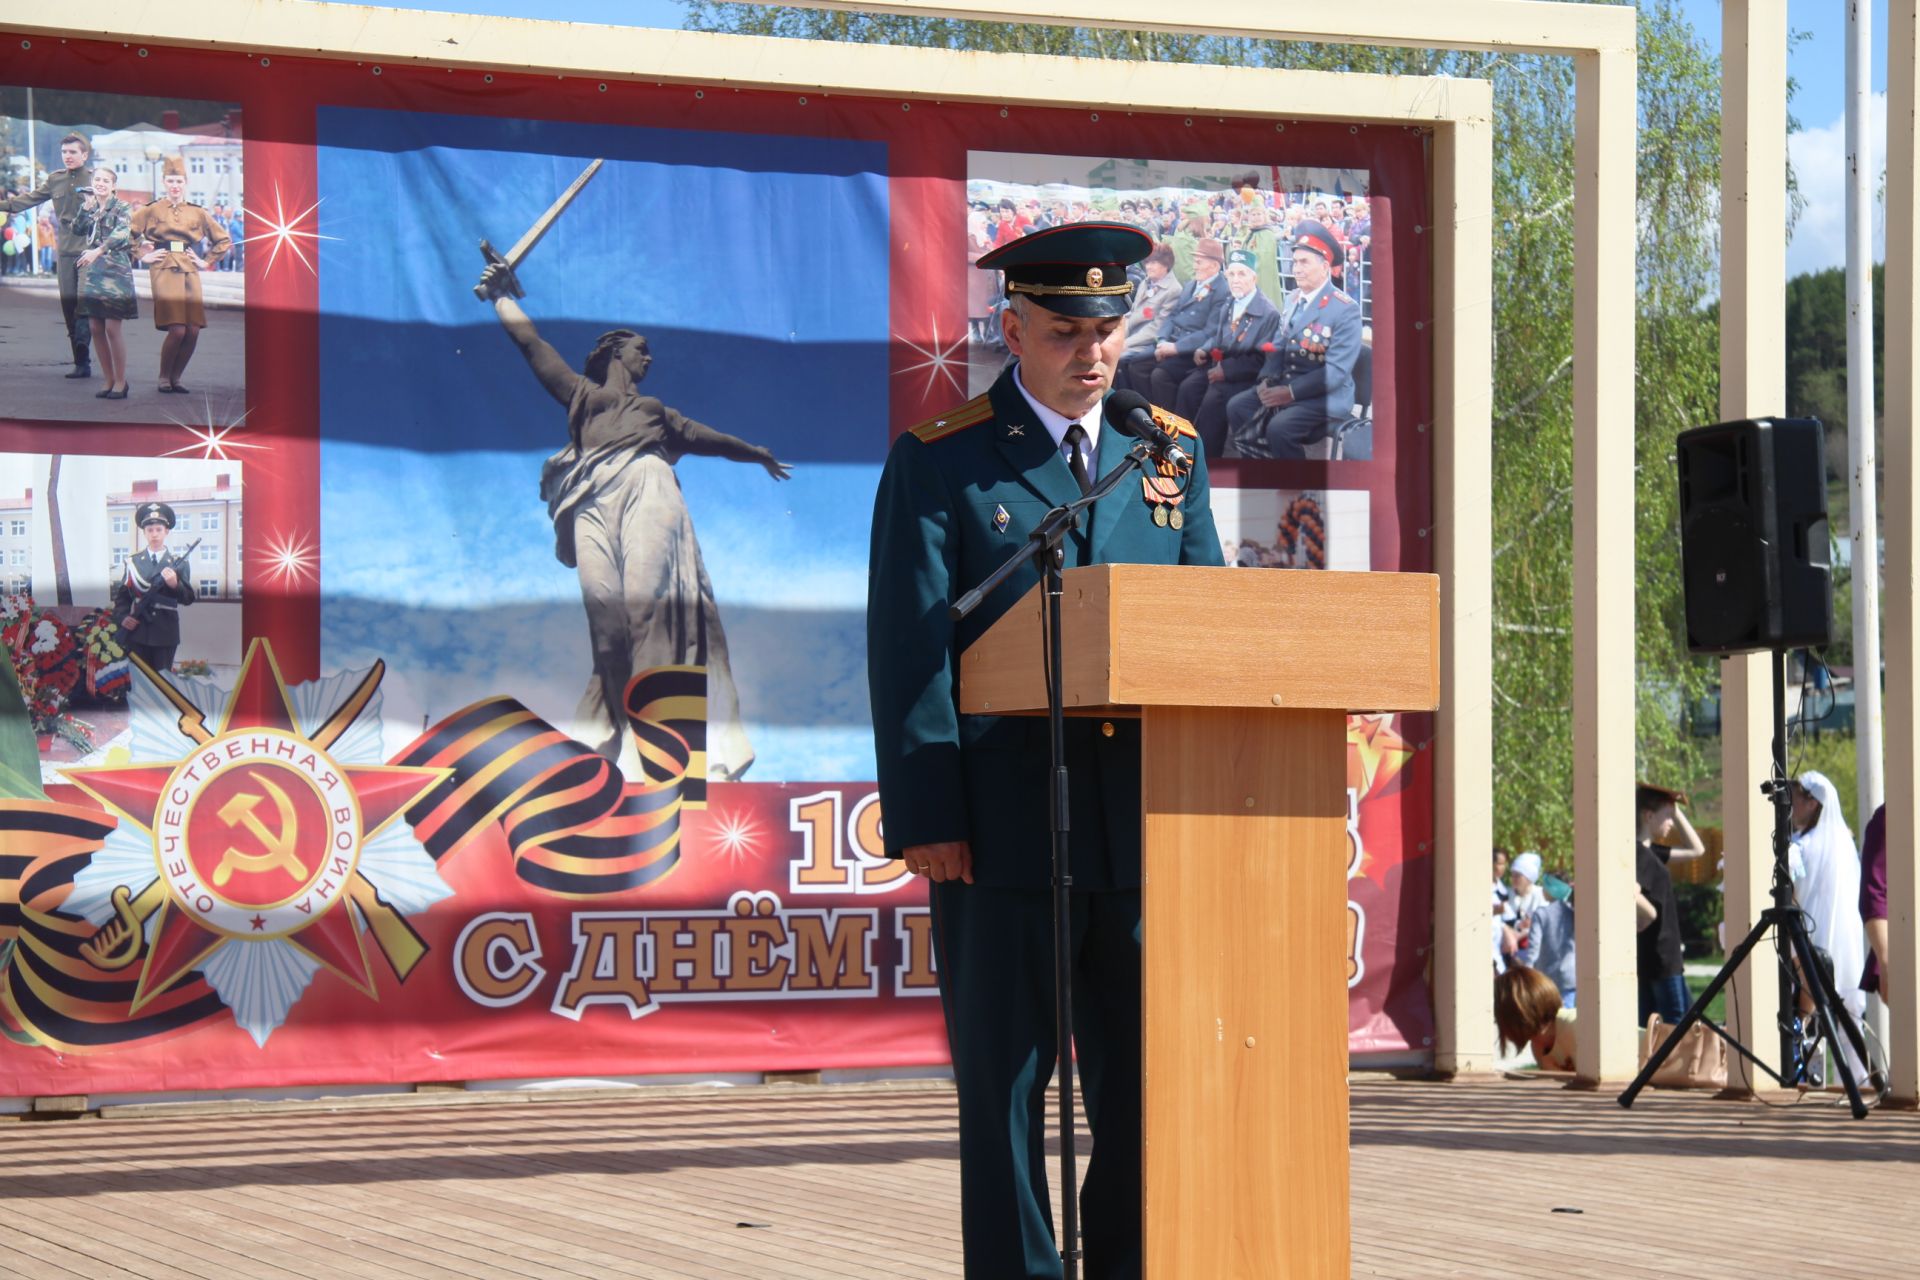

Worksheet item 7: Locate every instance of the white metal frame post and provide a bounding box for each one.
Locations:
[1719,0,1789,1094]
[1849,0,1885,855]
[1882,0,1920,1106]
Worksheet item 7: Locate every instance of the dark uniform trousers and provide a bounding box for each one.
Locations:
[1175,370,1257,459]
[932,880,1144,1280]
[57,251,89,364]
[1226,391,1334,460]
[128,640,179,677]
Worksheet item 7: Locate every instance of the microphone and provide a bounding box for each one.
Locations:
[1103,389,1191,469]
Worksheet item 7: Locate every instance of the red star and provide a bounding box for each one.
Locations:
[65,639,447,1011]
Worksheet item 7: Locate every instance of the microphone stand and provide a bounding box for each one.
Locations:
[949,440,1157,1280]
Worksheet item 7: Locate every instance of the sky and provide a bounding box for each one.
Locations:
[315,0,1886,278]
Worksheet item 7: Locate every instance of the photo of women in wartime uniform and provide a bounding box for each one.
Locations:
[477,258,791,783]
[0,85,245,422]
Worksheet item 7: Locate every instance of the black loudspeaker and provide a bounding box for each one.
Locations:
[1676,417,1833,655]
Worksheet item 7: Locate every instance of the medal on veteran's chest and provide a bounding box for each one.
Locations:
[1141,468,1187,529]
[992,503,1011,533]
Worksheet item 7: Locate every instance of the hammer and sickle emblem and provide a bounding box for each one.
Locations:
[214,777,310,887]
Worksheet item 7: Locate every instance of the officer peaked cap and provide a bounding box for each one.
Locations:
[1290,219,1344,268]
[976,222,1152,318]
[136,501,176,529]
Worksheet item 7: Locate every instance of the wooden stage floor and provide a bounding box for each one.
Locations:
[0,1074,1913,1278]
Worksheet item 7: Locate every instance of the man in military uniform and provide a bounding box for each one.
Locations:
[868,223,1224,1279]
[111,502,196,677]
[1113,235,1227,410]
[1,133,93,378]
[1225,221,1364,459]
[1174,246,1281,458]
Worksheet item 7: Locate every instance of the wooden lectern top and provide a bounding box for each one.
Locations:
[958,564,1438,715]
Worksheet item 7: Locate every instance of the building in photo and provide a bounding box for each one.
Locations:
[105,473,243,600]
[0,488,31,596]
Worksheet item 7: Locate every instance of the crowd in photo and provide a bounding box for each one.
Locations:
[970,173,1376,461]
[1491,777,1893,1080]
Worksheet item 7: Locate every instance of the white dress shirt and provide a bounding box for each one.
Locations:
[1012,361,1102,477]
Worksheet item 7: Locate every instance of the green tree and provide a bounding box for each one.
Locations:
[683,0,1727,860]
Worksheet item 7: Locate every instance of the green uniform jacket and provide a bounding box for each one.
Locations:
[866,366,1225,890]
[2,166,92,256]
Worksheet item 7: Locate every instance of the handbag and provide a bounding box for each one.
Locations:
[1638,1012,1730,1090]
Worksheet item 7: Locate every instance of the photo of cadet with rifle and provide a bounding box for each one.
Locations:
[110,500,197,677]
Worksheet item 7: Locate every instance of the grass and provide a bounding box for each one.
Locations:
[1684,952,1728,1025]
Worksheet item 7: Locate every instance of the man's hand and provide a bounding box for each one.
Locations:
[1192,349,1209,366]
[1256,382,1293,408]
[1154,340,1176,360]
[903,841,972,884]
[121,615,140,632]
[477,261,517,302]
[1206,365,1224,384]
[77,248,102,268]
[160,567,179,588]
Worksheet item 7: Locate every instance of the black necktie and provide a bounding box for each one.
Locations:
[1064,424,1092,496]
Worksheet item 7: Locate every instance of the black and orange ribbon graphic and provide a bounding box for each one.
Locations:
[0,801,226,1051]
[0,665,712,1050]
[394,665,707,897]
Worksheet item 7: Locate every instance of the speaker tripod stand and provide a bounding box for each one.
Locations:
[1619,649,1884,1118]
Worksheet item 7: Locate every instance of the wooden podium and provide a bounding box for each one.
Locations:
[958,564,1440,1278]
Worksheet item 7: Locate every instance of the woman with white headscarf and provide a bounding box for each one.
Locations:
[1789,770,1866,1019]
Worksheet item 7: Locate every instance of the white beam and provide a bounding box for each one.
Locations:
[1433,111,1497,1076]
[1719,0,1789,1093]
[770,0,1636,55]
[1570,45,1639,1084]
[1882,0,1920,1105]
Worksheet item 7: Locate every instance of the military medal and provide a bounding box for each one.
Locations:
[1169,509,1184,530]
[993,503,1011,533]
[1152,505,1169,527]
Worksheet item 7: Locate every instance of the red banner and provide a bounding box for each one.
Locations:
[0,31,1435,1092]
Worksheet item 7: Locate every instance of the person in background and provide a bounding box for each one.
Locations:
[1516,872,1577,1009]
[966,208,998,344]
[1788,770,1865,1021]
[225,206,245,273]
[1860,804,1890,1007]
[2,132,94,378]
[1494,964,1577,1072]
[1507,850,1548,923]
[1636,783,1695,1024]
[72,167,138,400]
[1493,847,1517,972]
[1120,242,1182,359]
[111,501,196,675]
[131,155,231,394]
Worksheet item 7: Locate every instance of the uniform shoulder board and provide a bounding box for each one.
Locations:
[1333,289,1355,306]
[1149,406,1199,441]
[908,393,994,444]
